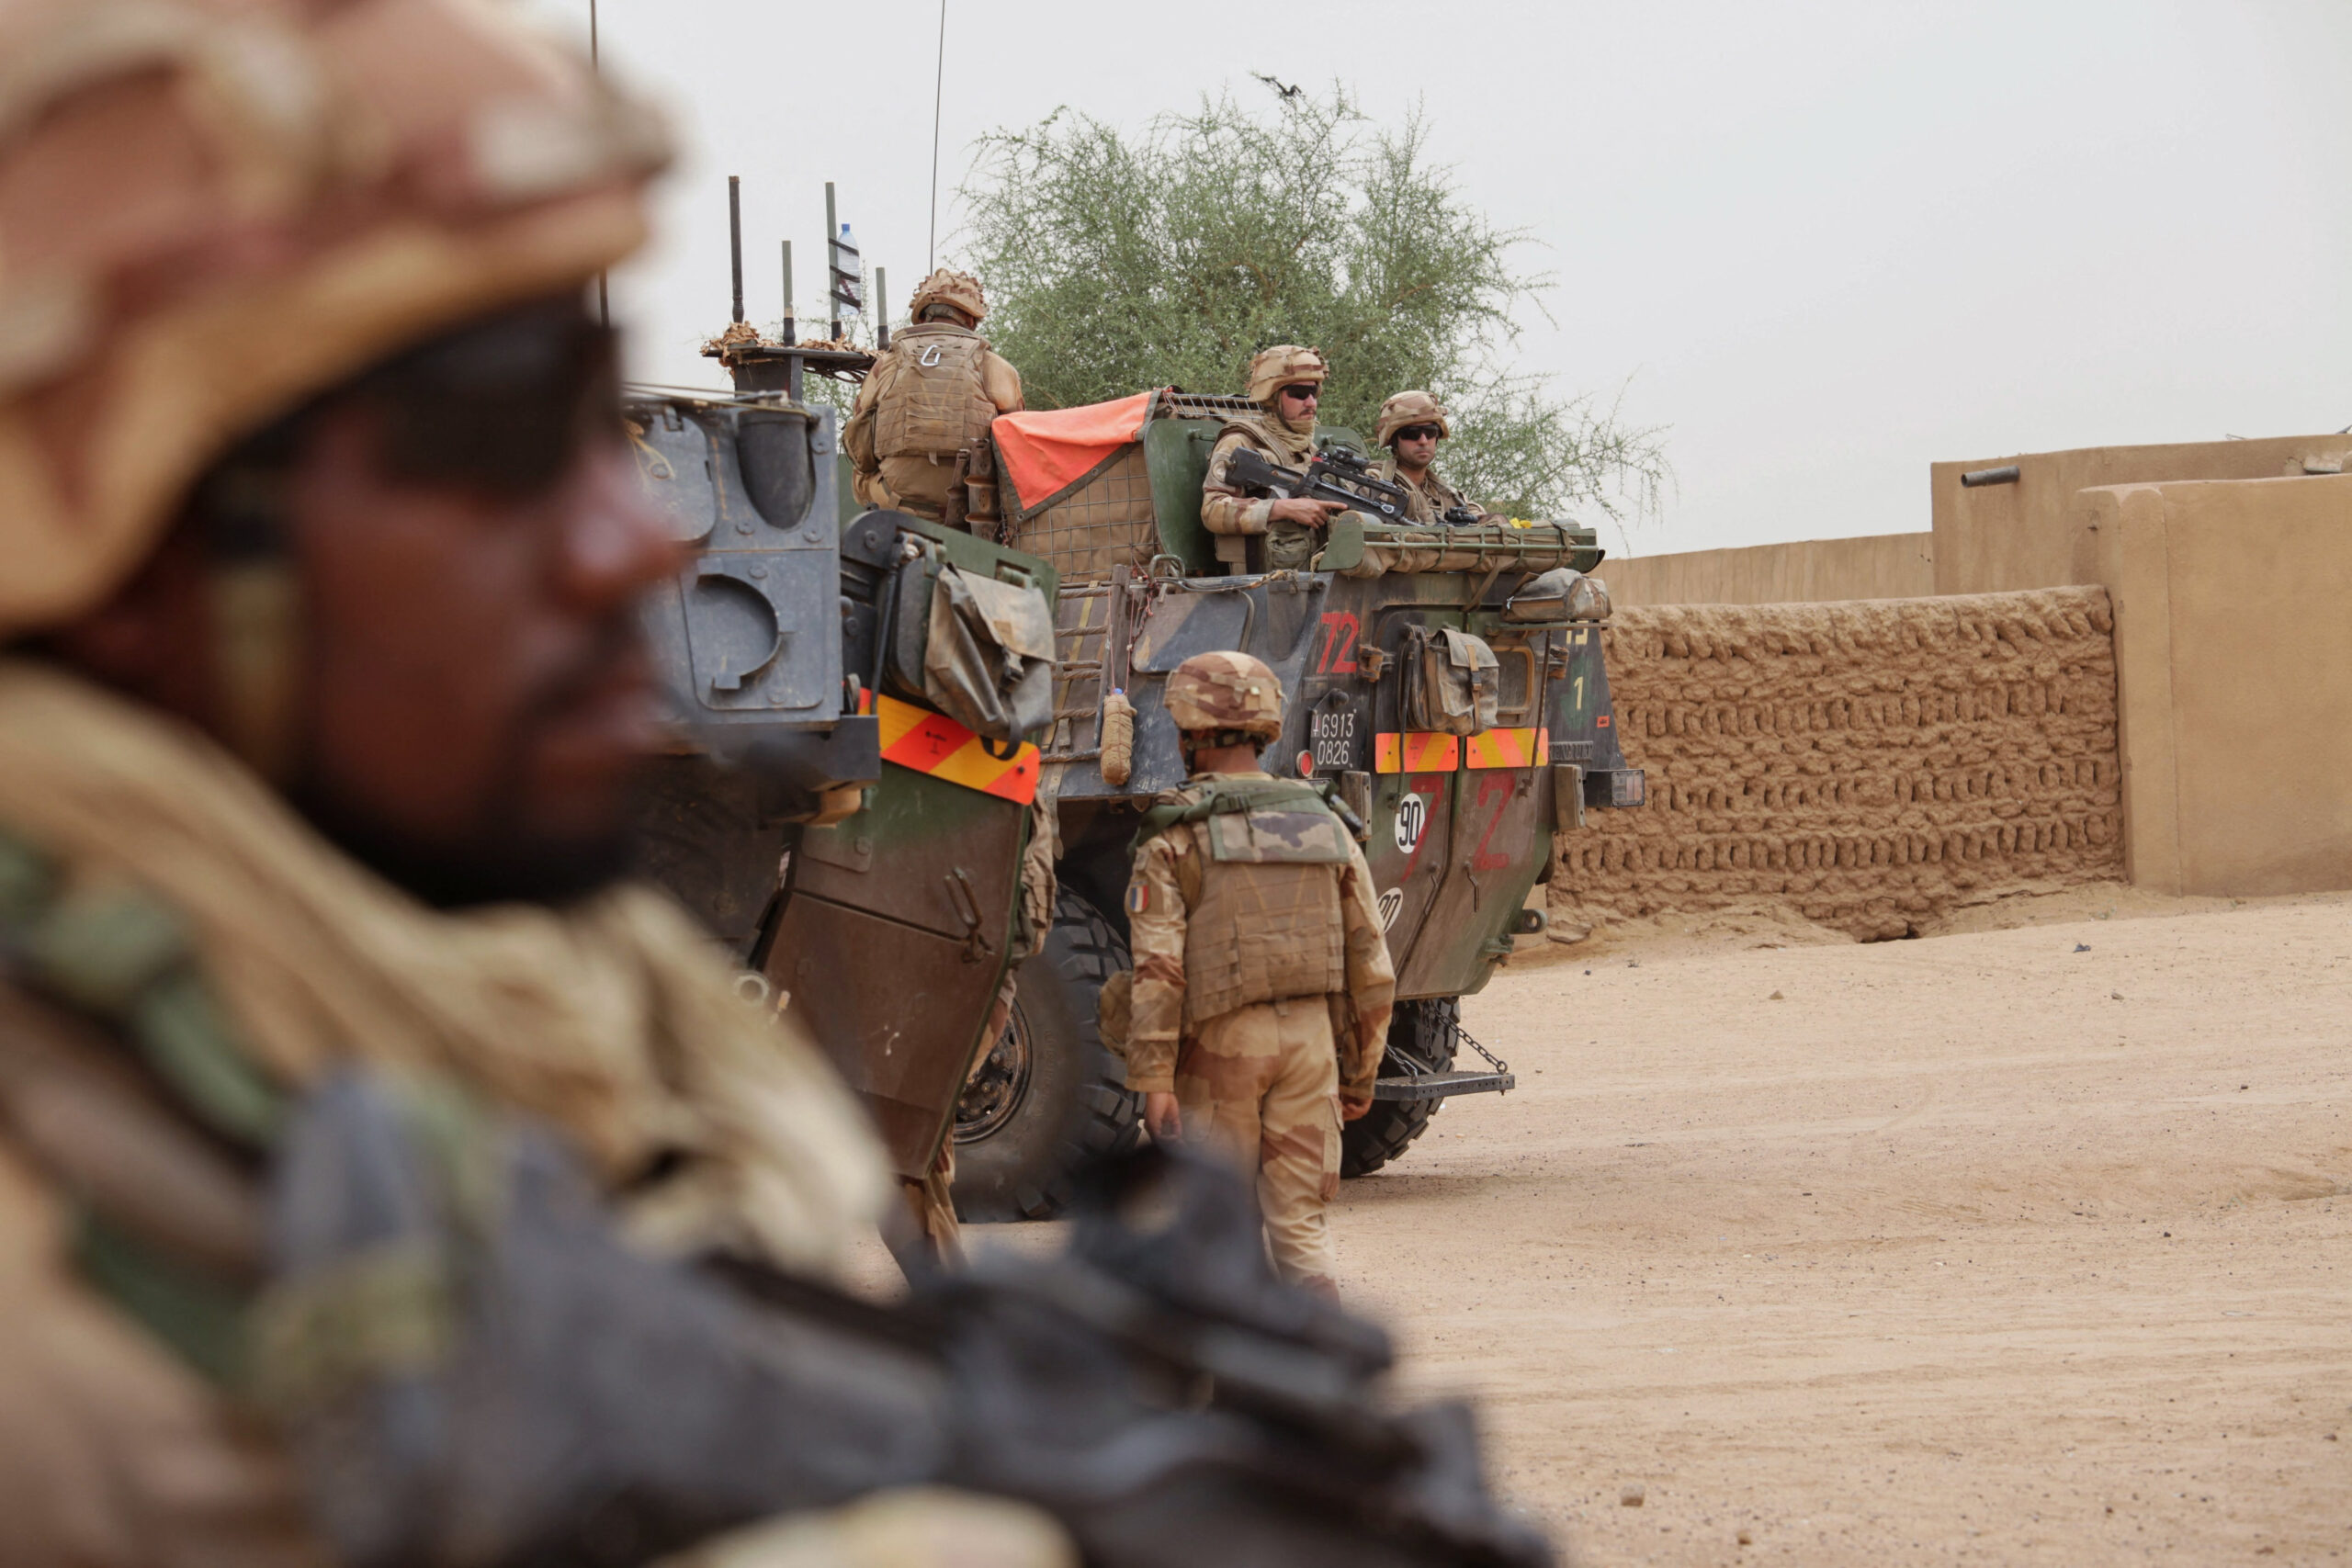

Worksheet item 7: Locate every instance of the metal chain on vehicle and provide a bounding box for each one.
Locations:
[1449,1018,1510,1076]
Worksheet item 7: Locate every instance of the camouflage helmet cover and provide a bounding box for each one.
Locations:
[1165,651,1285,739]
[1244,344,1328,405]
[910,268,986,324]
[0,0,669,637]
[1375,389,1453,446]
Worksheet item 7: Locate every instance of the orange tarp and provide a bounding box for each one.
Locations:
[990,391,1157,508]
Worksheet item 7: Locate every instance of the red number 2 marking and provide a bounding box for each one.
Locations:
[1316,611,1360,675]
[1470,770,1516,872]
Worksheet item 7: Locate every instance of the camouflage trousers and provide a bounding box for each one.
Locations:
[1175,997,1342,1294]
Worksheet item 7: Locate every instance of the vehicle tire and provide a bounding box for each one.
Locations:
[950,889,1144,1222]
[1340,997,1460,1178]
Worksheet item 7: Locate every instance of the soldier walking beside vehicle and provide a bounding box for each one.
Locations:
[1122,654,1395,1299]
[1372,389,1494,525]
[1200,345,1351,570]
[843,268,1024,530]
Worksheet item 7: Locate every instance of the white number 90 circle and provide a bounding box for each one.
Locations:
[1393,792,1428,854]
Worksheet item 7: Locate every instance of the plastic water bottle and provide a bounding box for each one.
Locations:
[831,221,862,333]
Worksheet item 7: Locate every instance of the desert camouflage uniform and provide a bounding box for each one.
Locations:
[1370,456,1480,526]
[0,4,1056,1562]
[843,269,1023,525]
[1123,770,1394,1294]
[1201,345,1329,570]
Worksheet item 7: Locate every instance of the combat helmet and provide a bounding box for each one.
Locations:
[1166,651,1285,741]
[1375,389,1453,446]
[1245,344,1328,406]
[0,0,669,640]
[910,268,987,325]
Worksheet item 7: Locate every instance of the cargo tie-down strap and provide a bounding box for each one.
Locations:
[872,692,1041,803]
[1373,727,1548,774]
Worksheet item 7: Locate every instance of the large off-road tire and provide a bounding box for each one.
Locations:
[1340,997,1460,1179]
[950,890,1143,1222]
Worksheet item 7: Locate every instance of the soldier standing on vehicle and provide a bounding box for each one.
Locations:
[843,268,1024,529]
[1201,345,1350,570]
[0,4,1073,1562]
[1122,654,1395,1300]
[1372,390,1494,525]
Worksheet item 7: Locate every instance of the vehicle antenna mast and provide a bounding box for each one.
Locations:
[928,0,945,271]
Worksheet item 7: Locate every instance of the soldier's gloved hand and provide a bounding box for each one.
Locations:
[1269,496,1347,527]
[1144,1091,1182,1143]
[1340,1093,1373,1122]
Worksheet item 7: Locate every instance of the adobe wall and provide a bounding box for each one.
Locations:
[1551,588,2123,941]
[1603,532,1936,606]
[2087,472,2352,897]
[1929,434,2352,597]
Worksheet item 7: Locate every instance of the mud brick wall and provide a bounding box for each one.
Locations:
[1553,587,2124,940]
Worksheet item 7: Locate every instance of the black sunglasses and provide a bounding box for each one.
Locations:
[1392,423,1443,444]
[349,297,620,497]
[1279,384,1320,401]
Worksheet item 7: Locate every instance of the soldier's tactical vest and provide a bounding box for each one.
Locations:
[873,322,999,462]
[1138,779,1351,1029]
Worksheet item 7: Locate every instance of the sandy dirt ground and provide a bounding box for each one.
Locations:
[1327,887,2352,1565]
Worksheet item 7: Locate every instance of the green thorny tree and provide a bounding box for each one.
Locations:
[956,84,1668,524]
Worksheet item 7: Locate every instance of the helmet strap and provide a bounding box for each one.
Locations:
[1179,728,1264,770]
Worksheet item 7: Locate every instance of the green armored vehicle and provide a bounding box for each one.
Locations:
[623,381,1060,1203]
[948,389,1646,1220]
[621,345,1645,1224]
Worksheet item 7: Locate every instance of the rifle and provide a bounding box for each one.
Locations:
[1224,445,1412,524]
[262,1073,1555,1568]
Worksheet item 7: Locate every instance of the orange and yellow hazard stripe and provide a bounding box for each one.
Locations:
[1374,728,1547,774]
[1464,727,1547,770]
[1374,732,1460,773]
[873,693,1040,804]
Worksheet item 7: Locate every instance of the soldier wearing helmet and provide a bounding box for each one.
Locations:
[0,2,1062,1562]
[842,267,1024,529]
[1372,390,1494,525]
[1200,345,1350,570]
[1122,653,1396,1299]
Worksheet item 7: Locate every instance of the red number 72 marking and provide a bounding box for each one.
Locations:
[1315,611,1359,675]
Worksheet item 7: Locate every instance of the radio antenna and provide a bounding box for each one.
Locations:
[928,0,946,271]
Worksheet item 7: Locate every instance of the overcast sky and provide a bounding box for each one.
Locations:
[518,0,2351,558]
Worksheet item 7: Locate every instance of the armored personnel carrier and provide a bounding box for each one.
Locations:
[948,389,1645,1220]
[625,315,1646,1225]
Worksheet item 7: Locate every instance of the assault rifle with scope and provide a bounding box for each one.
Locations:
[1223,444,1412,523]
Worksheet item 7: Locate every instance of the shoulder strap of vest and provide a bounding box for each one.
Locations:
[1133,777,1340,852]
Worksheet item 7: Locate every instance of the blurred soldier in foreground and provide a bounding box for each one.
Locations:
[1122,654,1396,1299]
[842,268,1023,531]
[1199,345,1349,570]
[0,8,1556,1565]
[0,1,1057,1562]
[1371,390,1493,525]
